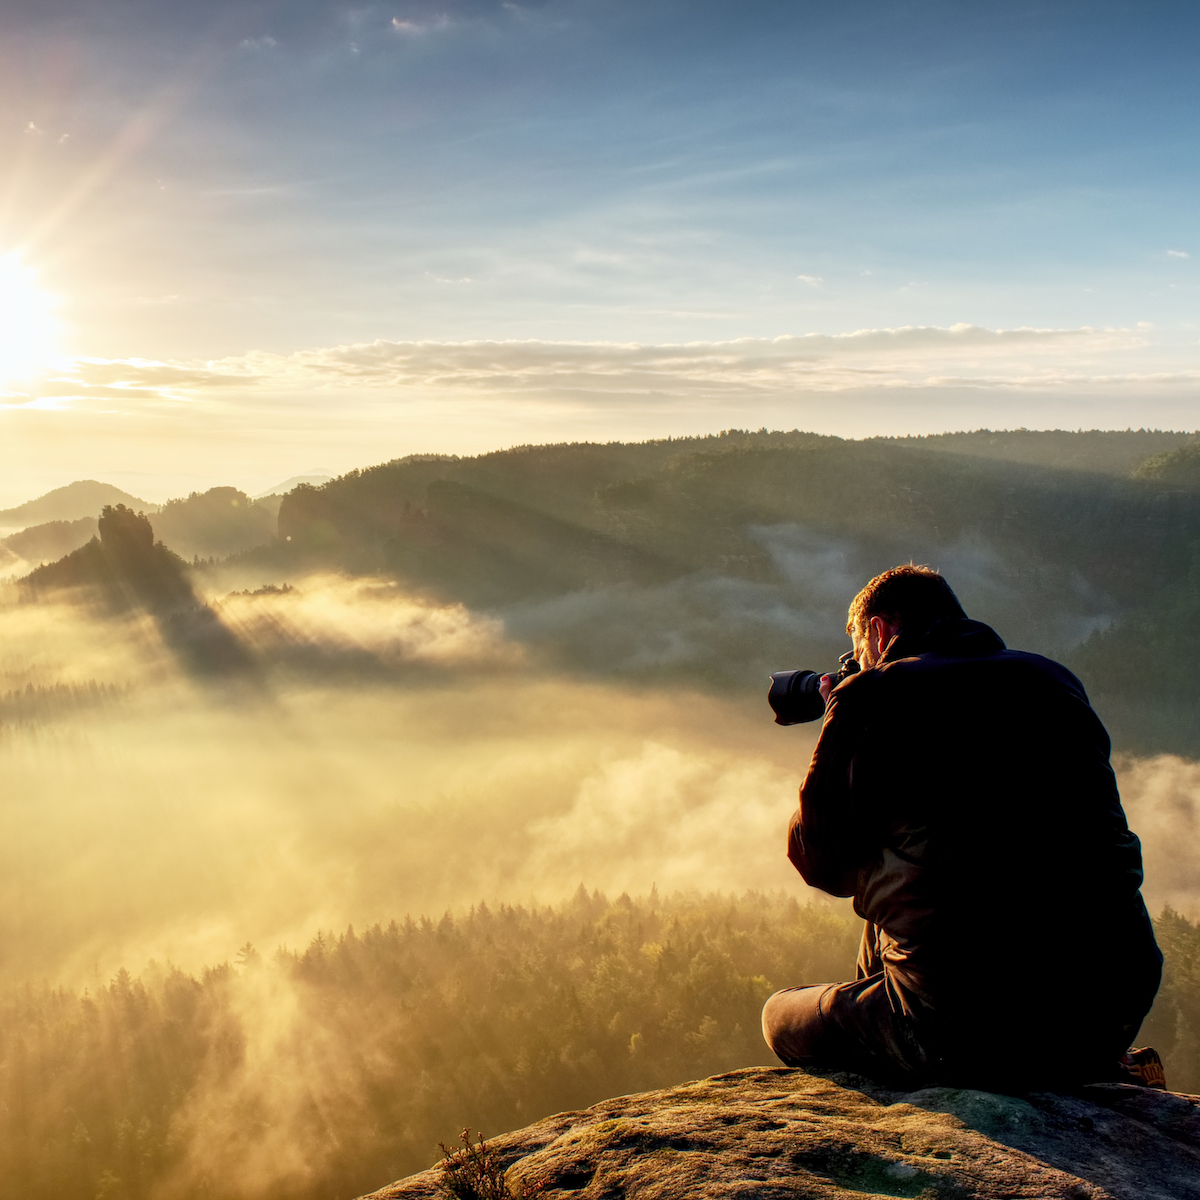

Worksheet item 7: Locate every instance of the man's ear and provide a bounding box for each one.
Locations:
[867,615,885,660]
[869,614,900,658]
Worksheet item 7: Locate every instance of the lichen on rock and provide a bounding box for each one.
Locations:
[359,1066,1200,1200]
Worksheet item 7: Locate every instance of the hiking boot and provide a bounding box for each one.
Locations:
[1119,1046,1167,1090]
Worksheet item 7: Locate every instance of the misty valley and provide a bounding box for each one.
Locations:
[2,427,1200,1200]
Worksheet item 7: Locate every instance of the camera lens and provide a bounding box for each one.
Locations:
[767,670,827,725]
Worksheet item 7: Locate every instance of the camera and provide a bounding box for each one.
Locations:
[767,651,860,725]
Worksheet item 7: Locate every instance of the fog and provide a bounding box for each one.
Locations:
[1115,753,1200,916]
[0,580,824,989]
[501,523,1116,690]
[0,574,1192,994]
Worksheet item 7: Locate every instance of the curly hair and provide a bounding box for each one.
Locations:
[847,564,966,636]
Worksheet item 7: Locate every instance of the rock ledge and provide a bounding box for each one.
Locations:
[362,1066,1200,1200]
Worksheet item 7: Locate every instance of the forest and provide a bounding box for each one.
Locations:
[1,891,1196,1200]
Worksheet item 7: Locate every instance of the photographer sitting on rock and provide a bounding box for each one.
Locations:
[762,564,1164,1090]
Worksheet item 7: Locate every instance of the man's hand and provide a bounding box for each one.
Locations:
[818,674,835,704]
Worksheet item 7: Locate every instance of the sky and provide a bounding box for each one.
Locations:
[1,0,1198,503]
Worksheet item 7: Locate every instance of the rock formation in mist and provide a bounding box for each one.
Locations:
[19,505,256,678]
[363,1066,1200,1200]
[21,504,194,611]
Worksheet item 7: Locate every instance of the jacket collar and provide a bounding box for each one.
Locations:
[879,617,1006,664]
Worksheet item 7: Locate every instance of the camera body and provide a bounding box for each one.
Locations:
[767,651,860,725]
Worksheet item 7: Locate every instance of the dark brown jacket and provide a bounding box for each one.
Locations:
[789,618,1161,1066]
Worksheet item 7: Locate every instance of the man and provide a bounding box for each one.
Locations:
[762,565,1163,1090]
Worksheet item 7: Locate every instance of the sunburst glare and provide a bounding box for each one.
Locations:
[0,251,58,387]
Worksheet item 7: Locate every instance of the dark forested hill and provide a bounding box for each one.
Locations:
[152,486,279,560]
[272,430,1199,607]
[261,429,1200,752]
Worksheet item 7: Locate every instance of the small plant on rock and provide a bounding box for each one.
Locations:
[437,1128,544,1200]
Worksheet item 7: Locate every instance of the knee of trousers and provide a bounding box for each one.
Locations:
[761,986,829,1065]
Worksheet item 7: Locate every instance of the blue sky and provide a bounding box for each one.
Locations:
[1,0,1198,499]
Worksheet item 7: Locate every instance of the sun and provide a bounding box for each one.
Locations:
[0,252,59,386]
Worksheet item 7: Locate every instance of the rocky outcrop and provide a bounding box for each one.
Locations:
[362,1066,1200,1200]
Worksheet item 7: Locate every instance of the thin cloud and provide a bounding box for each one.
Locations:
[42,359,260,395]
[229,325,1144,396]
[796,274,823,286]
[391,15,451,34]
[19,324,1172,413]
[1168,249,1190,259]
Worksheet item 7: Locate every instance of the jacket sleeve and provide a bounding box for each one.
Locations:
[787,677,873,897]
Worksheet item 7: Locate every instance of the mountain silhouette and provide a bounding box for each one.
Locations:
[0,480,157,531]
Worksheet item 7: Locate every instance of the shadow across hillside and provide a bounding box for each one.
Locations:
[21,505,257,683]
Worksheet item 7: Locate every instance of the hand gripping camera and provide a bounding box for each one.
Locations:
[767,651,860,725]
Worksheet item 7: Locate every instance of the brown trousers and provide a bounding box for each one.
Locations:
[761,921,1157,1089]
[761,922,931,1085]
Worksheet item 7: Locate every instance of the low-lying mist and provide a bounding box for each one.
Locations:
[499,523,1116,686]
[0,579,821,988]
[0,573,1194,989]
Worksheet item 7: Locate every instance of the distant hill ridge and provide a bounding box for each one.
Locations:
[0,481,157,531]
[885,427,1197,475]
[272,427,1200,615]
[4,431,1190,534]
[0,518,99,572]
[253,472,334,499]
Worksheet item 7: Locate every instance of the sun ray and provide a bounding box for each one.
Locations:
[0,251,59,386]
